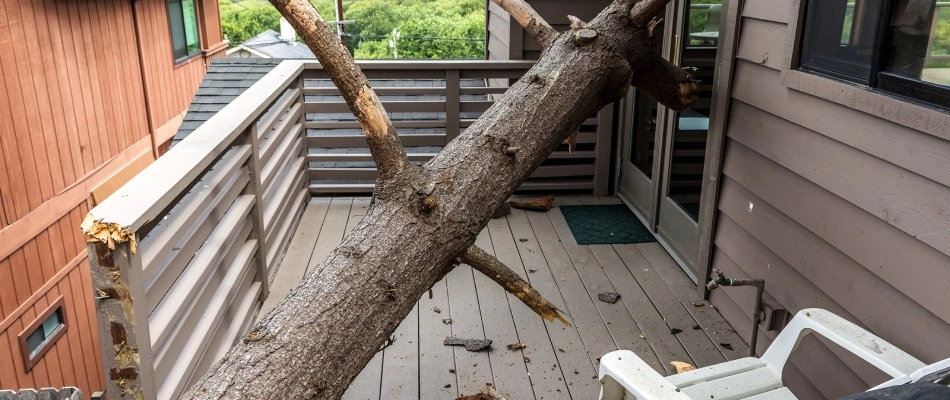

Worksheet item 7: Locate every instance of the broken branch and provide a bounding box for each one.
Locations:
[491,0,557,48]
[460,245,570,326]
[268,0,408,180]
[628,0,670,27]
[629,51,700,111]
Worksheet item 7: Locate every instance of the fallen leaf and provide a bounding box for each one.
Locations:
[670,328,683,335]
[507,343,526,350]
[720,343,734,351]
[670,361,696,373]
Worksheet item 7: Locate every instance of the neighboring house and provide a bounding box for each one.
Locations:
[0,0,226,396]
[491,0,950,398]
[226,19,316,59]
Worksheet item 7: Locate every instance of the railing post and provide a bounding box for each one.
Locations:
[445,69,461,143]
[242,124,271,299]
[295,73,309,187]
[593,105,615,196]
[86,238,157,400]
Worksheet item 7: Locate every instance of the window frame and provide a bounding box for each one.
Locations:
[796,0,950,110]
[17,297,68,372]
[167,0,202,64]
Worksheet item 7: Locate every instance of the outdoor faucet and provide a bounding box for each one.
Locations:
[705,269,765,357]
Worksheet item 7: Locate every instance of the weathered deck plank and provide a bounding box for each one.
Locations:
[486,216,571,398]
[470,228,535,399]
[265,196,744,399]
[446,231,495,394]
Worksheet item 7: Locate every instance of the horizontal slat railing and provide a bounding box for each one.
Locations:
[85,60,310,400]
[303,60,615,195]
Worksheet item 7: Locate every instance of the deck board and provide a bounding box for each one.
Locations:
[267,196,745,399]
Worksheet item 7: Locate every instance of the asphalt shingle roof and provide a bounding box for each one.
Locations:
[241,30,316,59]
[172,58,282,144]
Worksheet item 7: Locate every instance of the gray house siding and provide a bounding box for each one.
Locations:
[486,0,612,61]
[709,1,950,398]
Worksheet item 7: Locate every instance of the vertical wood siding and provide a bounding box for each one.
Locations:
[710,1,950,398]
[0,0,224,395]
[0,204,105,396]
[0,0,149,223]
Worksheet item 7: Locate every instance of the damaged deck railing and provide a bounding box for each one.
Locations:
[83,60,308,400]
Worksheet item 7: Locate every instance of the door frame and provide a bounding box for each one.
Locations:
[613,0,743,296]
[693,0,743,298]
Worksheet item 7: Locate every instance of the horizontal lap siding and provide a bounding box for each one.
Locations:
[0,0,149,224]
[0,203,104,396]
[487,2,510,61]
[710,4,950,398]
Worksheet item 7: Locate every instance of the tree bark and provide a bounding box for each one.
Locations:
[182,0,698,398]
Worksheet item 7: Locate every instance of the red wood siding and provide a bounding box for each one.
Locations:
[0,0,150,224]
[0,0,225,394]
[134,0,214,138]
[0,204,104,396]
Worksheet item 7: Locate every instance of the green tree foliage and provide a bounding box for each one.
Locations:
[219,0,335,45]
[218,0,485,59]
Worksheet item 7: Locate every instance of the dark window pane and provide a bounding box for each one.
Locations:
[182,0,200,54]
[168,0,187,59]
[25,329,45,354]
[882,0,950,86]
[800,0,885,83]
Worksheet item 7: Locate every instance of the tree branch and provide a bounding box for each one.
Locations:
[268,0,407,180]
[460,245,570,326]
[628,0,669,27]
[491,0,557,48]
[629,51,700,111]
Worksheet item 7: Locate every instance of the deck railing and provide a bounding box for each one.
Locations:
[301,60,614,194]
[85,60,307,400]
[85,59,615,400]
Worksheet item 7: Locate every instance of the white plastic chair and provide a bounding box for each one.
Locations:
[599,308,932,399]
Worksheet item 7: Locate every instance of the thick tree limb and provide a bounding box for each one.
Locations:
[491,0,556,48]
[461,245,570,326]
[629,52,701,111]
[269,0,407,180]
[182,0,694,398]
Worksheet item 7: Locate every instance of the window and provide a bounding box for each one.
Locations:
[799,0,950,109]
[168,0,201,62]
[18,297,67,371]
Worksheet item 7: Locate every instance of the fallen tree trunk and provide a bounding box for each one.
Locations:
[183,0,697,398]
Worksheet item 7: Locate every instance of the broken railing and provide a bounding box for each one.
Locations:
[83,60,308,400]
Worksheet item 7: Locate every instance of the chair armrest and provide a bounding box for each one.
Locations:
[760,308,925,379]
[599,350,691,400]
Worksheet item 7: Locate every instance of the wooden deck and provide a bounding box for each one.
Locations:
[260,196,748,399]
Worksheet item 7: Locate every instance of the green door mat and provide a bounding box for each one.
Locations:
[559,205,657,245]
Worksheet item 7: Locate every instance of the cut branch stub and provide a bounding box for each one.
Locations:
[461,245,570,326]
[573,29,598,46]
[491,0,557,48]
[269,0,407,180]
